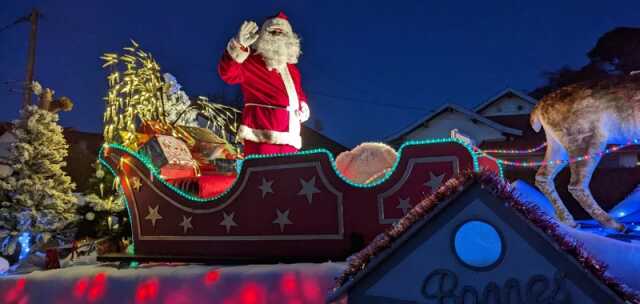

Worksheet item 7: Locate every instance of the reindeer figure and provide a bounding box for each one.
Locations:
[531,75,640,232]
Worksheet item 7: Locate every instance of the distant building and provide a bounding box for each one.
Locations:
[385,103,523,147]
[0,123,17,178]
[383,88,640,216]
[301,126,348,157]
[385,88,534,149]
[385,88,639,169]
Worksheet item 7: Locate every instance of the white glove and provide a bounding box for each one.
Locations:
[236,21,259,48]
[297,102,311,123]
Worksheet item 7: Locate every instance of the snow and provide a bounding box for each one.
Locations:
[511,180,557,218]
[512,179,640,228]
[609,185,640,221]
[513,180,640,291]
[559,225,640,291]
[0,106,77,258]
[0,257,8,274]
[0,261,345,304]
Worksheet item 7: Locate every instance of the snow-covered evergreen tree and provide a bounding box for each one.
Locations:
[75,161,128,240]
[0,106,77,257]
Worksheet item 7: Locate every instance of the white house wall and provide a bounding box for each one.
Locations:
[404,111,506,144]
[478,95,535,117]
[0,132,16,161]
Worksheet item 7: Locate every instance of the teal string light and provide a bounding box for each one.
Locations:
[100,144,238,203]
[99,137,500,204]
[98,156,136,253]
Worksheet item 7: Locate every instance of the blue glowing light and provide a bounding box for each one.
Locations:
[18,233,31,260]
[454,221,503,269]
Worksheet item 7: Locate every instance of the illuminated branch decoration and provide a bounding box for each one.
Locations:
[193,97,240,143]
[101,40,242,159]
[100,40,166,148]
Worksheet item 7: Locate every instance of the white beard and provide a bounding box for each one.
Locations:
[253,31,301,70]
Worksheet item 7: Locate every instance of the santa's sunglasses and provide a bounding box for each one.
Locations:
[267,28,286,36]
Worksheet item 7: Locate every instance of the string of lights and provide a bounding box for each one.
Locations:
[482,142,548,154]
[475,139,640,167]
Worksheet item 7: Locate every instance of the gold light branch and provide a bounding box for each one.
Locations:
[101,40,167,148]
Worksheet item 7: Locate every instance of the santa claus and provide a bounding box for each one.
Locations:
[218,12,310,156]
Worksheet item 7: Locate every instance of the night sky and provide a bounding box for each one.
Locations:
[2,1,640,147]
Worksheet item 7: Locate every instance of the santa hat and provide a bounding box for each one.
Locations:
[272,11,288,20]
[262,11,293,34]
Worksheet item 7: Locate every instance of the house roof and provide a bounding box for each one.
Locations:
[329,170,640,303]
[0,122,13,135]
[383,103,523,143]
[479,114,546,151]
[473,88,538,113]
[301,126,348,156]
[62,128,104,191]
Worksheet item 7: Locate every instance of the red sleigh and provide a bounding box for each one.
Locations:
[98,138,501,263]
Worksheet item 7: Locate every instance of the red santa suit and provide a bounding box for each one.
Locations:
[217,16,309,156]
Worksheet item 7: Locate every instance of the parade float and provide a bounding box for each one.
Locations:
[95,43,503,261]
[91,37,640,277]
[92,37,507,262]
[99,137,501,262]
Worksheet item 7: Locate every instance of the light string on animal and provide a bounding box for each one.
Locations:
[474,139,640,167]
[481,142,548,154]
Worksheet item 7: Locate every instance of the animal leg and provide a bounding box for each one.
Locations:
[567,139,625,231]
[535,139,575,226]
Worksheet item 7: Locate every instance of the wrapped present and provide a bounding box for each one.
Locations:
[137,119,172,136]
[211,158,237,173]
[96,238,127,255]
[45,248,60,270]
[139,135,198,179]
[137,120,196,148]
[160,164,197,179]
[176,125,226,145]
[177,125,241,162]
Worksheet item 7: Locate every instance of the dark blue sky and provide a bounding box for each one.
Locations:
[1,1,640,147]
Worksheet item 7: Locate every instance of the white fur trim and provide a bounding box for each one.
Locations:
[277,66,300,134]
[238,125,301,149]
[226,38,250,63]
[299,101,310,123]
[236,61,305,149]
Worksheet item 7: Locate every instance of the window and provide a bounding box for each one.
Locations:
[453,220,503,270]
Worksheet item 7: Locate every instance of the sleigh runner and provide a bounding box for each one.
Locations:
[98,138,501,262]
